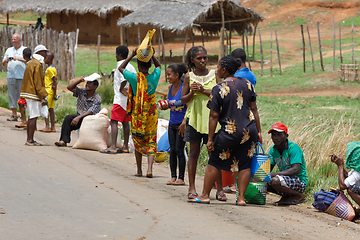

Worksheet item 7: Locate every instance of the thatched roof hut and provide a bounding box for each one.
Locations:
[117,0,264,35]
[0,0,182,45]
[0,0,147,17]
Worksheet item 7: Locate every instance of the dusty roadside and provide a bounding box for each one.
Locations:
[0,106,359,239]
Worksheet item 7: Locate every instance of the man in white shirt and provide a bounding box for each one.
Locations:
[100,46,136,154]
[2,34,27,121]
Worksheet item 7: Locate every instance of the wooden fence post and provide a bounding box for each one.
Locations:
[252,21,258,62]
[301,25,306,73]
[317,22,324,71]
[332,17,336,71]
[275,27,281,75]
[307,25,315,72]
[270,27,273,77]
[258,28,263,77]
[97,35,101,74]
[245,29,251,70]
[352,19,354,64]
[339,23,342,64]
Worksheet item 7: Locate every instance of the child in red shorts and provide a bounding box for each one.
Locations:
[100,46,136,154]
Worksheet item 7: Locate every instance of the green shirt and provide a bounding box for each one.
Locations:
[269,140,308,185]
[123,68,161,96]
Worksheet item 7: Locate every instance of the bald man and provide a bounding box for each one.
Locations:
[2,33,27,121]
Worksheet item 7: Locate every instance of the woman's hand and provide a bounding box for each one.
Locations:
[207,139,214,152]
[161,101,169,110]
[190,82,202,92]
[178,119,186,137]
[257,132,262,145]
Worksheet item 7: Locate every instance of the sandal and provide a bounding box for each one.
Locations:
[99,148,117,154]
[188,198,210,204]
[188,193,198,199]
[174,180,185,185]
[146,172,153,178]
[25,141,42,146]
[216,192,227,201]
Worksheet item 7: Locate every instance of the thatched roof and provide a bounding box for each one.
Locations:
[117,0,264,34]
[0,0,152,17]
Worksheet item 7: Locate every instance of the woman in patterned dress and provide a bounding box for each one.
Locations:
[189,55,262,205]
[119,47,161,178]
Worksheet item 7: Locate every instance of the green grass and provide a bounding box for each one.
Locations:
[293,18,307,25]
[267,21,282,27]
[8,11,46,22]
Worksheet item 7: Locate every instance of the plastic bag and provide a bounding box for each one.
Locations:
[137,29,156,62]
[244,182,267,205]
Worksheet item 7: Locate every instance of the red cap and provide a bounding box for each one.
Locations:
[268,123,288,134]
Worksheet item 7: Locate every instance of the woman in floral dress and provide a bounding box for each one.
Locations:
[189,55,262,205]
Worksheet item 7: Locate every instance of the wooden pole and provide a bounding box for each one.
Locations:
[339,22,342,64]
[6,13,9,26]
[191,28,194,47]
[137,27,140,45]
[183,30,188,63]
[275,27,282,75]
[270,28,273,77]
[245,29,251,70]
[158,30,161,58]
[301,25,306,73]
[258,28,264,77]
[201,29,204,47]
[317,22,324,71]
[307,25,315,72]
[120,12,123,45]
[225,29,229,55]
[352,19,354,64]
[219,2,225,59]
[229,23,232,54]
[252,21,258,62]
[242,33,244,49]
[97,35,101,74]
[332,17,336,71]
[160,28,166,70]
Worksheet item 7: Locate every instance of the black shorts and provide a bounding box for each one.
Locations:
[183,119,208,144]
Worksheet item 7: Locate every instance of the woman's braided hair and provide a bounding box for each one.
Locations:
[185,46,207,71]
[219,55,240,75]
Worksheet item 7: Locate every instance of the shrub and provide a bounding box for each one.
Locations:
[96,79,114,105]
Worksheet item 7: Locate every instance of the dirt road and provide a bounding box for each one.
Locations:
[0,107,359,239]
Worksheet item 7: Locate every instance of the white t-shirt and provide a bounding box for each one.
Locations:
[344,169,360,187]
[3,46,26,79]
[113,60,136,110]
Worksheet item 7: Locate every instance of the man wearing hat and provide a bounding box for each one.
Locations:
[20,44,48,146]
[267,123,308,205]
[331,142,360,206]
[54,75,101,147]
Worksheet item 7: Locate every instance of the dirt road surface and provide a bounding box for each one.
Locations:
[0,107,359,239]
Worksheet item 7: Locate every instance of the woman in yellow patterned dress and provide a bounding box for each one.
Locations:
[189,55,262,205]
[119,47,161,178]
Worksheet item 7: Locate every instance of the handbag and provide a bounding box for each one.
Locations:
[324,190,355,221]
[312,189,338,212]
[250,142,271,182]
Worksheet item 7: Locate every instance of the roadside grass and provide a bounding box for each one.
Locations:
[7,11,46,22]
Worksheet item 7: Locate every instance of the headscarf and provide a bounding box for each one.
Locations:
[346,141,360,172]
